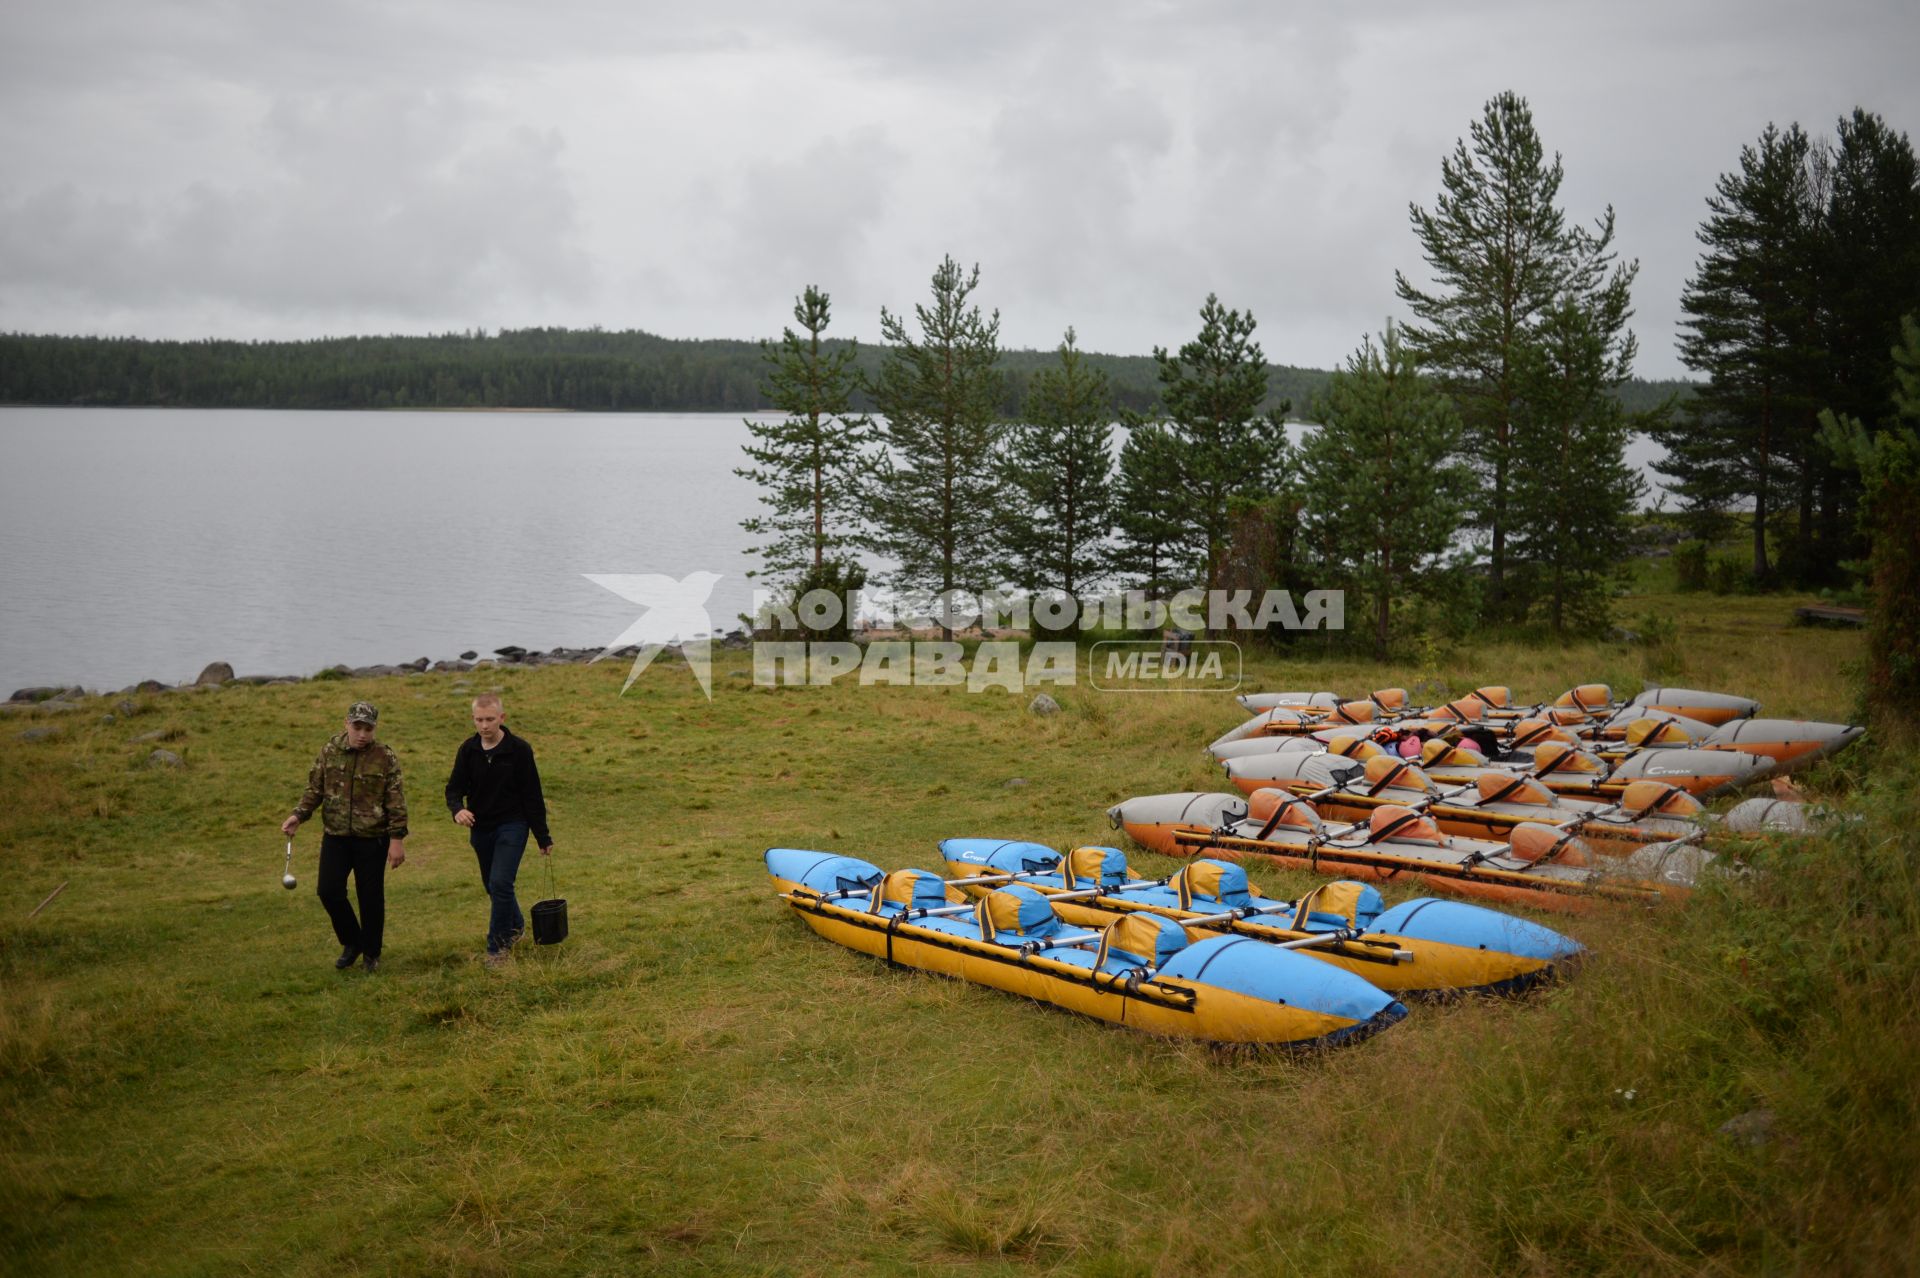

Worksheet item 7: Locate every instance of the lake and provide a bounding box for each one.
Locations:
[0,408,771,692]
[0,407,1671,693]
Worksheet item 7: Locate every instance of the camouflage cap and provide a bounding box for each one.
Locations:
[346,701,379,725]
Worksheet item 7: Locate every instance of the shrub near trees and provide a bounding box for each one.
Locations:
[1821,315,1920,730]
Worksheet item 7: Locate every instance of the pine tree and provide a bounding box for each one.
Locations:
[1815,111,1920,568]
[866,256,1007,636]
[1298,323,1470,660]
[735,286,874,589]
[1511,295,1648,633]
[1112,423,1190,601]
[1396,91,1597,616]
[1825,113,1920,433]
[1658,123,1825,581]
[998,328,1117,623]
[1151,294,1289,597]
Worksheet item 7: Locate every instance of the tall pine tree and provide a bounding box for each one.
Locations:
[735,286,874,591]
[866,256,1007,637]
[1658,123,1825,581]
[1150,294,1289,598]
[1396,91,1597,616]
[998,328,1116,623]
[1660,111,1919,586]
[1816,111,1920,568]
[1298,323,1469,660]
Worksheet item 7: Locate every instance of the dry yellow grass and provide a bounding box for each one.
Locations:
[1,591,1909,1275]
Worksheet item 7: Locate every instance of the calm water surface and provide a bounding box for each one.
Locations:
[0,408,1671,693]
[0,408,767,691]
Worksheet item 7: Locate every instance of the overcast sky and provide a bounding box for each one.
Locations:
[1,1,1914,380]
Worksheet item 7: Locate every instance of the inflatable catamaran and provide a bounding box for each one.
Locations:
[767,847,1407,1048]
[1215,685,1860,786]
[937,839,1584,997]
[1105,789,1707,913]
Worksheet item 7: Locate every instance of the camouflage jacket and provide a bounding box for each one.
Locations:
[293,733,409,839]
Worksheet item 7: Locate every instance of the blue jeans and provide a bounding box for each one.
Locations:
[470,820,528,953]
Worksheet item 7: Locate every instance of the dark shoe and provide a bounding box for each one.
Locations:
[506,926,525,948]
[335,945,361,970]
[361,955,381,974]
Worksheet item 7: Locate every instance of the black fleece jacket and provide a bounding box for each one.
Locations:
[444,726,552,848]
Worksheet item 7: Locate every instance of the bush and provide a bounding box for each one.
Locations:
[1635,610,1684,680]
[749,558,869,642]
[1672,540,1710,591]
[1708,555,1752,595]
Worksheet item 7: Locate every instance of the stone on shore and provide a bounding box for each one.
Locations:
[9,685,82,703]
[1028,693,1062,717]
[146,748,184,768]
[195,662,234,686]
[18,726,61,742]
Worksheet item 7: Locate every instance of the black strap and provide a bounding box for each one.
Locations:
[1534,748,1579,777]
[1370,810,1426,842]
[885,906,918,967]
[1479,775,1531,806]
[1253,799,1296,842]
[1372,761,1416,794]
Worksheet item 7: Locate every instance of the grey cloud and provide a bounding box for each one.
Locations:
[3,0,1918,373]
[0,89,591,327]
[728,128,908,300]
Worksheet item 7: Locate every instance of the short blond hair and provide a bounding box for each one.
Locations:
[472,693,504,712]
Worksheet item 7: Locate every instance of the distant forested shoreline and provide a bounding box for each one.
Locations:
[0,327,1692,419]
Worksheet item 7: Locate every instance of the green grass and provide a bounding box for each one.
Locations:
[1,595,1913,1276]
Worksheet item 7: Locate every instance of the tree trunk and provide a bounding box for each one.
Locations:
[1374,584,1390,663]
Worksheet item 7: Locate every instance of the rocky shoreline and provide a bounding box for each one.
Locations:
[4,634,753,708]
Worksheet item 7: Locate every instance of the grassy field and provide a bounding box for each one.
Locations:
[2,590,1914,1276]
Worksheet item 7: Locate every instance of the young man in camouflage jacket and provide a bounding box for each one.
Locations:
[281,701,409,972]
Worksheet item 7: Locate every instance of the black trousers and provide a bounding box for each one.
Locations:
[317,834,387,958]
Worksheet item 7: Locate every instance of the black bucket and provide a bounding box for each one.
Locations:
[531,897,568,945]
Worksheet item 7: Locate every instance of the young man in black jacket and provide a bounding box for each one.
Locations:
[444,694,553,967]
